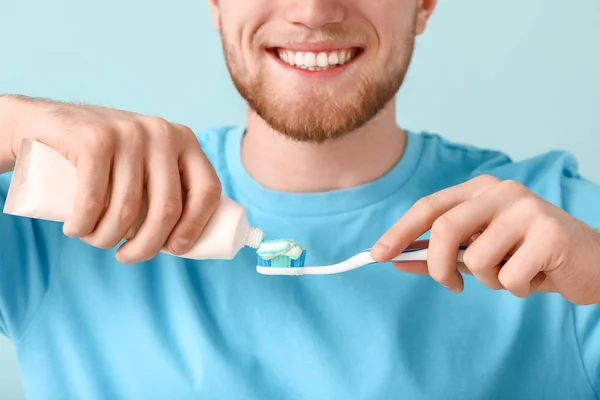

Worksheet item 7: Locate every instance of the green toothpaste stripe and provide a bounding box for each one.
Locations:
[256,239,304,261]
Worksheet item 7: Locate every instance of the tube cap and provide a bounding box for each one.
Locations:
[245,227,264,248]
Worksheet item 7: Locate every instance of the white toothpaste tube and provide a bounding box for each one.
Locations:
[3,138,264,260]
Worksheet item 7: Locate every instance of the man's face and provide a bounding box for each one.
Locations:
[210,0,435,142]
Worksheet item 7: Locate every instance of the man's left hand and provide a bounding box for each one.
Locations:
[371,174,600,305]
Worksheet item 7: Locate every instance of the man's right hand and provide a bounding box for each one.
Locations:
[0,95,222,264]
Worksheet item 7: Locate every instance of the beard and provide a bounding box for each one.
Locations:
[220,22,416,143]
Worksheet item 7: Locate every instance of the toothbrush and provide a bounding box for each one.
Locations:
[256,240,468,276]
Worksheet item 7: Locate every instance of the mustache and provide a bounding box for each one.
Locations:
[253,25,368,47]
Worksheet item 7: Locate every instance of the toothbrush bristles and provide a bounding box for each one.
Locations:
[256,250,307,268]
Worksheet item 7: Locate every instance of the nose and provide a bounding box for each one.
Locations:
[285,0,345,29]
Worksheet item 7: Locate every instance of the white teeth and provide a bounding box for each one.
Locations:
[286,51,295,65]
[276,49,357,70]
[304,52,316,67]
[316,52,329,67]
[328,52,338,65]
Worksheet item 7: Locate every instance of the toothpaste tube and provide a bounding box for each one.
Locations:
[3,138,264,260]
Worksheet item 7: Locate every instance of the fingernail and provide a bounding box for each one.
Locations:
[171,238,191,254]
[372,240,390,254]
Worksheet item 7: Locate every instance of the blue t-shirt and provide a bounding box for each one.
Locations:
[1,127,600,400]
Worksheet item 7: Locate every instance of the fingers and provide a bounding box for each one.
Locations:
[386,177,532,294]
[395,238,548,298]
[498,233,548,297]
[80,144,144,249]
[63,145,112,237]
[166,144,221,255]
[458,211,525,291]
[384,176,559,298]
[420,181,506,292]
[116,150,182,263]
[46,109,219,263]
[425,198,494,293]
[371,174,499,261]
[393,261,429,275]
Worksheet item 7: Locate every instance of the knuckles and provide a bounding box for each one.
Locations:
[118,196,143,226]
[461,247,487,272]
[81,195,106,217]
[143,116,172,136]
[430,214,457,241]
[80,126,117,156]
[174,123,196,138]
[203,179,223,202]
[156,195,183,223]
[414,195,437,215]
[115,120,145,145]
[78,114,199,159]
[81,116,193,151]
[473,174,501,187]
[495,179,527,196]
[513,194,545,217]
[497,266,541,299]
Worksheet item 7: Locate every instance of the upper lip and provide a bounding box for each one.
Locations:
[268,41,363,52]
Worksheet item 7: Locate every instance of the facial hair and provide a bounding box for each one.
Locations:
[220,19,416,143]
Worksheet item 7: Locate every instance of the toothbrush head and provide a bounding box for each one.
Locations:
[255,239,306,271]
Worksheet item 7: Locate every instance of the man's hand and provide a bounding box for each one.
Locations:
[370,174,600,305]
[0,95,221,264]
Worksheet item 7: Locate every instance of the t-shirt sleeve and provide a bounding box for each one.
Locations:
[561,173,600,231]
[0,173,61,341]
[562,172,600,396]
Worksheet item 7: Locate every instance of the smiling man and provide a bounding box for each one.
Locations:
[1,1,600,399]
[216,0,415,143]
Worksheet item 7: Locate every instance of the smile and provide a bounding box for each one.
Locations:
[272,48,361,71]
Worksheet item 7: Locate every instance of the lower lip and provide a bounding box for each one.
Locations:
[268,50,360,80]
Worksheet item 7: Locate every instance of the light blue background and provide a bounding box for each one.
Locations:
[0,0,598,398]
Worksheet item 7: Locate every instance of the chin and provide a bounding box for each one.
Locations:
[231,61,406,143]
[259,101,369,142]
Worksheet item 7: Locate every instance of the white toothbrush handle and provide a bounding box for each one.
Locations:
[391,249,465,263]
[256,249,466,276]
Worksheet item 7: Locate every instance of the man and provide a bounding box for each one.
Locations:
[1,0,599,398]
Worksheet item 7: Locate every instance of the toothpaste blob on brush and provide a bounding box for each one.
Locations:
[256,239,306,268]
